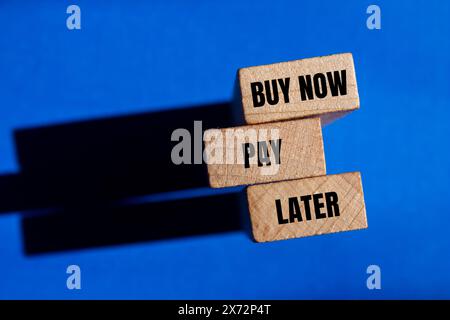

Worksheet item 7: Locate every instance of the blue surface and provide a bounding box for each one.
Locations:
[0,0,449,299]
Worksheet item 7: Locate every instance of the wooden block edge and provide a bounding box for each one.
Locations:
[237,52,360,125]
[246,171,368,243]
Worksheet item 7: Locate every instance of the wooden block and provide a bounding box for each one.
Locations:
[247,172,367,242]
[238,53,359,125]
[205,117,326,188]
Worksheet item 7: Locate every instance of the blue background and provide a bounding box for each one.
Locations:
[0,0,449,299]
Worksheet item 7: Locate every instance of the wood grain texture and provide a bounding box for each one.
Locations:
[247,172,367,242]
[238,53,359,125]
[205,117,326,188]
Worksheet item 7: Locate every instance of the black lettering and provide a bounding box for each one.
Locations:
[327,70,347,96]
[243,143,255,168]
[300,195,312,220]
[288,197,302,222]
[313,193,326,219]
[264,80,279,105]
[298,75,314,101]
[251,82,265,107]
[275,199,289,224]
[257,141,271,167]
[313,73,327,98]
[269,139,282,165]
[278,78,290,103]
[325,192,340,217]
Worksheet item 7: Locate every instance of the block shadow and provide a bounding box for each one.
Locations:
[0,102,249,254]
[22,192,247,254]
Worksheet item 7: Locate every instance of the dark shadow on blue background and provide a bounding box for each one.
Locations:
[22,192,247,254]
[0,103,236,213]
[0,102,251,254]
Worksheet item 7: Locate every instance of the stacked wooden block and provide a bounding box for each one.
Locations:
[206,53,367,242]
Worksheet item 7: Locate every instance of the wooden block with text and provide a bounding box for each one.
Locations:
[205,117,326,188]
[237,53,359,125]
[247,172,367,242]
